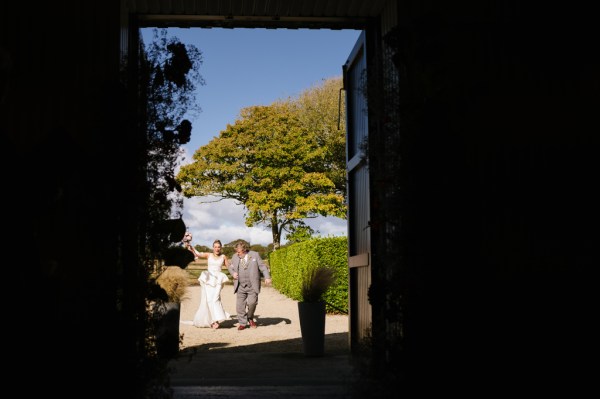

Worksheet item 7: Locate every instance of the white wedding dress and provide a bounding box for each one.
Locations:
[188,255,230,327]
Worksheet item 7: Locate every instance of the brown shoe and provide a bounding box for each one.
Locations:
[237,325,247,331]
[248,319,257,329]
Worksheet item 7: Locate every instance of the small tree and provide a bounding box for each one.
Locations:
[141,28,205,255]
[138,28,204,395]
[285,223,317,245]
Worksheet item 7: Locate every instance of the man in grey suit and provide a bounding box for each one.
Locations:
[228,241,272,330]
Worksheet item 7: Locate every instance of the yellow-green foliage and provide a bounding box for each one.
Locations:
[176,90,347,248]
[270,236,348,314]
[294,77,346,196]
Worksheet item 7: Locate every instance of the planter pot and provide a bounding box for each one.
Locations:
[155,301,181,359]
[298,301,326,357]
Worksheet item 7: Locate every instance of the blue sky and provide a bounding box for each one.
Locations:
[141,27,361,247]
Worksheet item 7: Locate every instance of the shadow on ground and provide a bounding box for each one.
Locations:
[169,332,355,398]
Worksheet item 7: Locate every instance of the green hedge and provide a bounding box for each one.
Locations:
[270,236,348,314]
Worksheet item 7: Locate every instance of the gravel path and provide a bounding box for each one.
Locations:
[178,283,349,354]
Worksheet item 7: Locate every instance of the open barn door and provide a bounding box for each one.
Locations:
[343,31,371,348]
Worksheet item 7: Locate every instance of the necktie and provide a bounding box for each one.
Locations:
[240,257,247,270]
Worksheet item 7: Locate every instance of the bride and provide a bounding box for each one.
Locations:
[186,239,231,329]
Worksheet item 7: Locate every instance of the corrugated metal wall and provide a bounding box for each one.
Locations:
[345,31,371,345]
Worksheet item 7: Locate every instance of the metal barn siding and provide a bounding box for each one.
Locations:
[344,31,371,346]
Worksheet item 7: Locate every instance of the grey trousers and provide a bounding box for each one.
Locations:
[236,285,258,325]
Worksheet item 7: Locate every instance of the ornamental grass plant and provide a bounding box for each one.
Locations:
[301,266,336,302]
[155,266,190,303]
[152,246,195,303]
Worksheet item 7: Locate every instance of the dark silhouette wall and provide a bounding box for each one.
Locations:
[2,1,598,397]
[1,2,144,396]
[368,2,598,395]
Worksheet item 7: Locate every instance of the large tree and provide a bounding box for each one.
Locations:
[294,77,347,199]
[177,101,345,249]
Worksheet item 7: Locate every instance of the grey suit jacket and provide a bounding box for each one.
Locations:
[228,250,271,294]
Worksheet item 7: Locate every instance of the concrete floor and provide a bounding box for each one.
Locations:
[169,350,356,398]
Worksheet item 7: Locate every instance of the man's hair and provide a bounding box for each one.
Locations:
[234,241,249,251]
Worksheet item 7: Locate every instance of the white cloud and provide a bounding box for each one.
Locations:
[180,196,270,247]
[306,216,348,239]
[180,195,347,248]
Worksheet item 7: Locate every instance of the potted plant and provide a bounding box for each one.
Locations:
[298,265,336,357]
[150,246,195,359]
